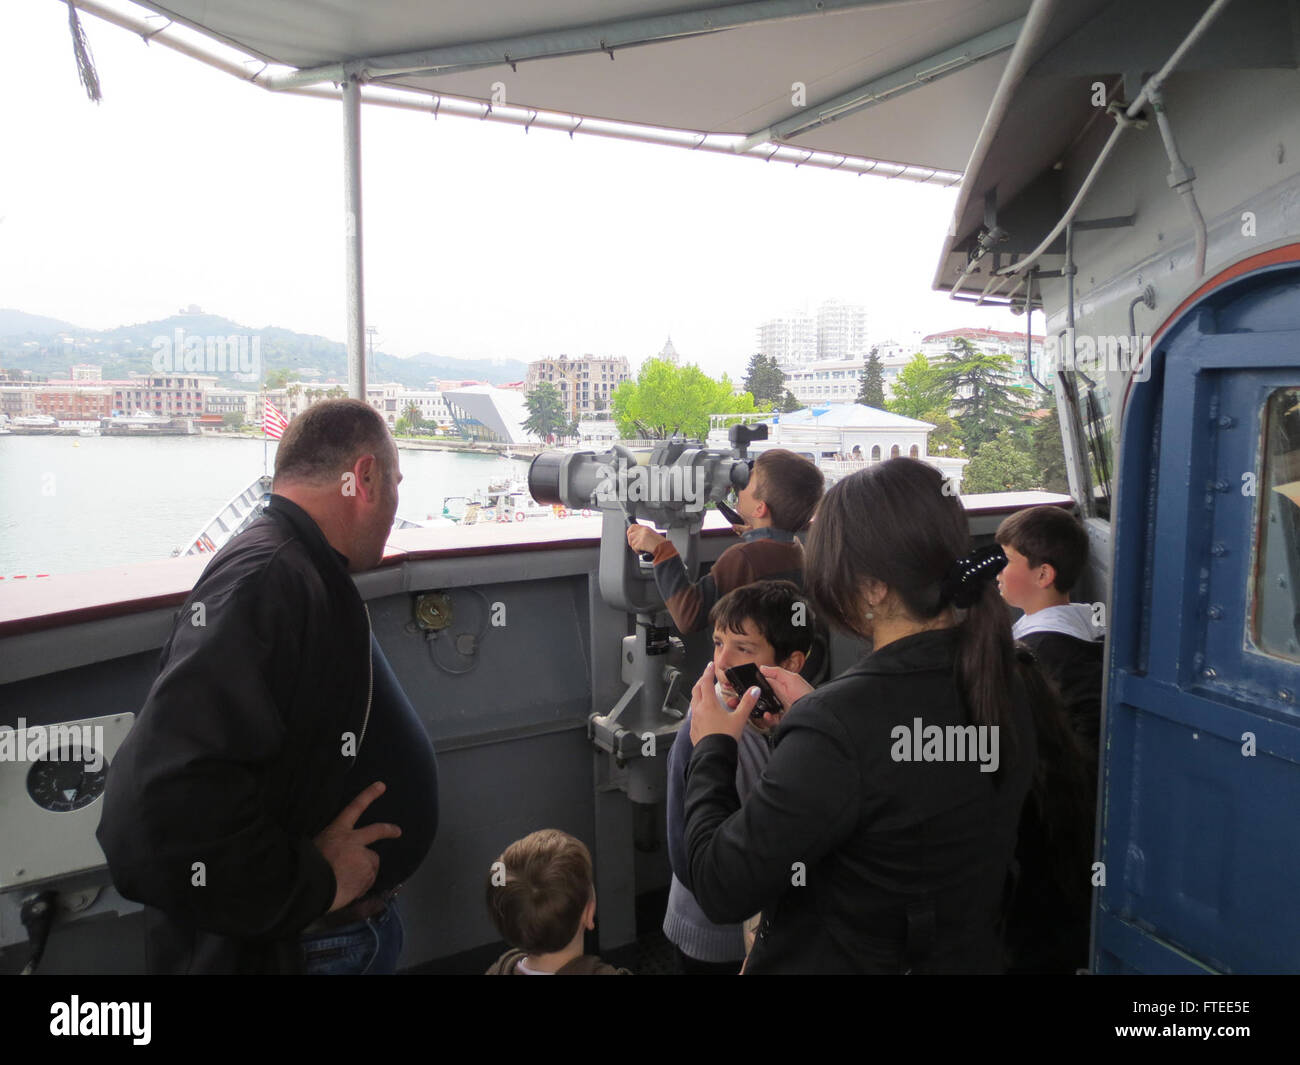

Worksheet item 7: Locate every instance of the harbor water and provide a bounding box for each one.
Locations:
[0,434,531,577]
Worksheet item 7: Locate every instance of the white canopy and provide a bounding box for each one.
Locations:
[111,0,1030,177]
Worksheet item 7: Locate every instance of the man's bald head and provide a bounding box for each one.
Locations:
[274,399,394,489]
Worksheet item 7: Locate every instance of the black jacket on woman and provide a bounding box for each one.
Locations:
[684,626,1036,974]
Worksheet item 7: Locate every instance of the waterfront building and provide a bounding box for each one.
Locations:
[35,385,112,419]
[443,385,539,445]
[397,389,456,429]
[525,354,632,421]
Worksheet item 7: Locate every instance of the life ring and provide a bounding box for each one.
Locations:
[514,510,526,523]
[496,511,510,524]
[555,507,568,519]
[581,508,593,518]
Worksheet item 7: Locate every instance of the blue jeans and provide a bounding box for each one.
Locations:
[300,898,404,975]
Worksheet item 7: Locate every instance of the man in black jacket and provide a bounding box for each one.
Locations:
[97,400,438,973]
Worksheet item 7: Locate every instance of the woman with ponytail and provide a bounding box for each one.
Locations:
[682,457,1037,973]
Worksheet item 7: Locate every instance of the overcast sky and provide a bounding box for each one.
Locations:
[2,0,1023,379]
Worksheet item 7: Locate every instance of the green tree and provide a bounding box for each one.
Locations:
[611,358,757,439]
[1032,405,1070,494]
[962,429,1039,492]
[743,353,786,406]
[524,381,568,441]
[221,411,245,430]
[394,416,410,436]
[919,407,965,457]
[404,402,425,433]
[887,353,950,420]
[265,368,301,390]
[856,347,886,408]
[931,338,1034,455]
[780,389,802,413]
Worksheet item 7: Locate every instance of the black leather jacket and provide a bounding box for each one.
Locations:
[97,496,372,973]
[685,627,1036,974]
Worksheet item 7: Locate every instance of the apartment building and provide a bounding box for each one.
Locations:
[525,354,632,420]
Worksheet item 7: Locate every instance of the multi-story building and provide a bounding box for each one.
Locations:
[398,389,455,429]
[0,385,37,420]
[756,312,816,365]
[816,299,869,361]
[70,364,103,381]
[363,382,405,427]
[35,386,112,419]
[525,354,632,421]
[111,374,217,418]
[782,346,917,407]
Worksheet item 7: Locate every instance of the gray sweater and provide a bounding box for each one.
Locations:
[663,708,771,962]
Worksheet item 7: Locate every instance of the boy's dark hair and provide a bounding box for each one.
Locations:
[709,580,816,663]
[485,829,593,955]
[753,449,824,532]
[995,506,1089,593]
[274,398,392,487]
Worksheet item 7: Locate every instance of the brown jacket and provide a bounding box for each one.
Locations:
[486,949,631,975]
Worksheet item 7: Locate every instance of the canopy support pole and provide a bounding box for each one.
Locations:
[343,74,366,400]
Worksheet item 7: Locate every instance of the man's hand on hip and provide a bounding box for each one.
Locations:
[313,781,402,912]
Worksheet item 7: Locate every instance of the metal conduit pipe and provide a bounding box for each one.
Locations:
[972,0,1234,302]
[1148,88,1208,279]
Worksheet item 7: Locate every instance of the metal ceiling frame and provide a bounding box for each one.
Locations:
[738,16,1025,149]
[260,0,900,88]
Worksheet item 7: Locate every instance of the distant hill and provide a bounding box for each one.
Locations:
[0,309,83,335]
[0,310,528,387]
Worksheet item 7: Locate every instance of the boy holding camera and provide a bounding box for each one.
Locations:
[663,581,814,973]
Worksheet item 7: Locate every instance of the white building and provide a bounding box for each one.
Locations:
[710,403,968,490]
[399,389,455,429]
[755,312,816,364]
[782,347,917,406]
[443,385,541,445]
[816,299,869,361]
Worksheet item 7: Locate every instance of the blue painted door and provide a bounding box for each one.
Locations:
[1097,265,1300,974]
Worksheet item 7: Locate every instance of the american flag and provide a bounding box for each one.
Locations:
[263,398,289,440]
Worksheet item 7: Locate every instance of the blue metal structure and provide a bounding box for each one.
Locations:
[1098,257,1300,973]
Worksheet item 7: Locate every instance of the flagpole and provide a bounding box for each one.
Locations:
[262,385,268,477]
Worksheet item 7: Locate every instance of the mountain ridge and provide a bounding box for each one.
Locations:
[0,310,529,387]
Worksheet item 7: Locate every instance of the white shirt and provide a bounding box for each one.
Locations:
[1012,603,1105,642]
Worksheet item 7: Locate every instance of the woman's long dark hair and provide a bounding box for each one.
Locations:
[804,457,1017,732]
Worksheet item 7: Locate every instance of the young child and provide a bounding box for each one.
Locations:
[995,505,1105,766]
[663,580,814,973]
[626,448,824,635]
[484,829,630,975]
